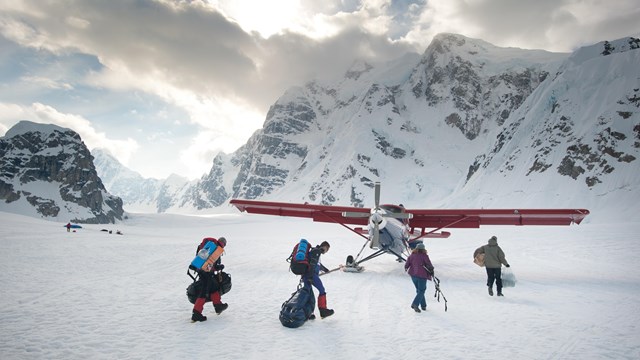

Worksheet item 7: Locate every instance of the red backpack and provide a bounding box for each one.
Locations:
[197,237,222,252]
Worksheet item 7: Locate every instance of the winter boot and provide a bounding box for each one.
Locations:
[308,313,316,320]
[214,303,228,314]
[211,292,228,314]
[191,311,207,322]
[497,291,504,296]
[320,308,335,318]
[411,304,421,313]
[318,294,334,319]
[488,286,494,296]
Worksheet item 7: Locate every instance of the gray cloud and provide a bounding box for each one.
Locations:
[419,0,640,52]
[1,0,416,114]
[3,0,637,114]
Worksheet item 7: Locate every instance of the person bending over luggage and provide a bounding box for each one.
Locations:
[303,241,334,319]
[474,235,510,297]
[192,237,229,322]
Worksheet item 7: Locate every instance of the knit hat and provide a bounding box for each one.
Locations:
[217,237,227,247]
[416,243,426,250]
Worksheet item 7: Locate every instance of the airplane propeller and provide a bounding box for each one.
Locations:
[342,182,412,249]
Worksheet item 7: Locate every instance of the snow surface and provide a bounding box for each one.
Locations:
[1,210,638,359]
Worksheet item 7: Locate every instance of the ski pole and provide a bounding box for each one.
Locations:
[424,266,448,312]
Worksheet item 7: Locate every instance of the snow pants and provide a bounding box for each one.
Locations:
[486,267,503,293]
[193,272,222,313]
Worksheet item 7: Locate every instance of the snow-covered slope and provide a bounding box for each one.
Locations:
[449,37,640,222]
[92,148,194,213]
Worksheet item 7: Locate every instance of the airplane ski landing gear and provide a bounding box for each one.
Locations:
[343,255,364,273]
[346,255,355,266]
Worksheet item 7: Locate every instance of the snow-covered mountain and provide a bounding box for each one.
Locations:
[92,149,194,213]
[445,36,640,221]
[0,121,125,223]
[174,33,638,222]
[71,33,640,223]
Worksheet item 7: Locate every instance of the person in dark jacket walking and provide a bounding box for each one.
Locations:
[474,235,510,296]
[191,237,229,322]
[302,241,334,319]
[404,243,434,313]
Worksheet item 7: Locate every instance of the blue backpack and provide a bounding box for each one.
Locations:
[289,239,311,275]
[279,283,315,328]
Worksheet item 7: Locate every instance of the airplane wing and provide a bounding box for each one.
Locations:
[229,199,370,225]
[231,199,589,229]
[405,208,590,230]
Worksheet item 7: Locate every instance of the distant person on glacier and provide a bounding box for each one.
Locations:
[474,236,510,296]
[404,243,434,312]
[191,237,229,322]
[66,222,71,232]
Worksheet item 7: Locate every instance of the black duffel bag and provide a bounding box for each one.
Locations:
[186,271,232,304]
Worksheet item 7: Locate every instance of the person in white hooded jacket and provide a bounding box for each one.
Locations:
[474,236,510,296]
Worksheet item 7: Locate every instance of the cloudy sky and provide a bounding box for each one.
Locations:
[0,0,638,180]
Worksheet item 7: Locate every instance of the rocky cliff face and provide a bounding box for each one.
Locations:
[0,121,124,223]
[189,32,573,207]
[408,33,557,139]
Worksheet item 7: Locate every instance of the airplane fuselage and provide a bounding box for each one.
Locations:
[368,205,412,258]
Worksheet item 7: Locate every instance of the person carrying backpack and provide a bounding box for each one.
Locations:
[191,237,229,322]
[474,235,510,296]
[302,241,334,319]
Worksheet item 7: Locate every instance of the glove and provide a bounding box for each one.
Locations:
[214,264,225,271]
[505,264,510,268]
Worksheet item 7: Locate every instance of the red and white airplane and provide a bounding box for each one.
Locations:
[230,182,589,272]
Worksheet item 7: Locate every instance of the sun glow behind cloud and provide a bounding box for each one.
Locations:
[85,60,264,179]
[213,0,305,38]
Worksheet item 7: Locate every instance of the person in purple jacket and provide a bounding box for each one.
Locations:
[404,243,434,313]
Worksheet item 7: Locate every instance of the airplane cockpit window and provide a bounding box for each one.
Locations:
[381,205,403,214]
[381,205,408,224]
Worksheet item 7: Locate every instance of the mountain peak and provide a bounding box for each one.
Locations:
[568,36,640,66]
[345,60,374,80]
[1,124,124,223]
[3,120,71,139]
